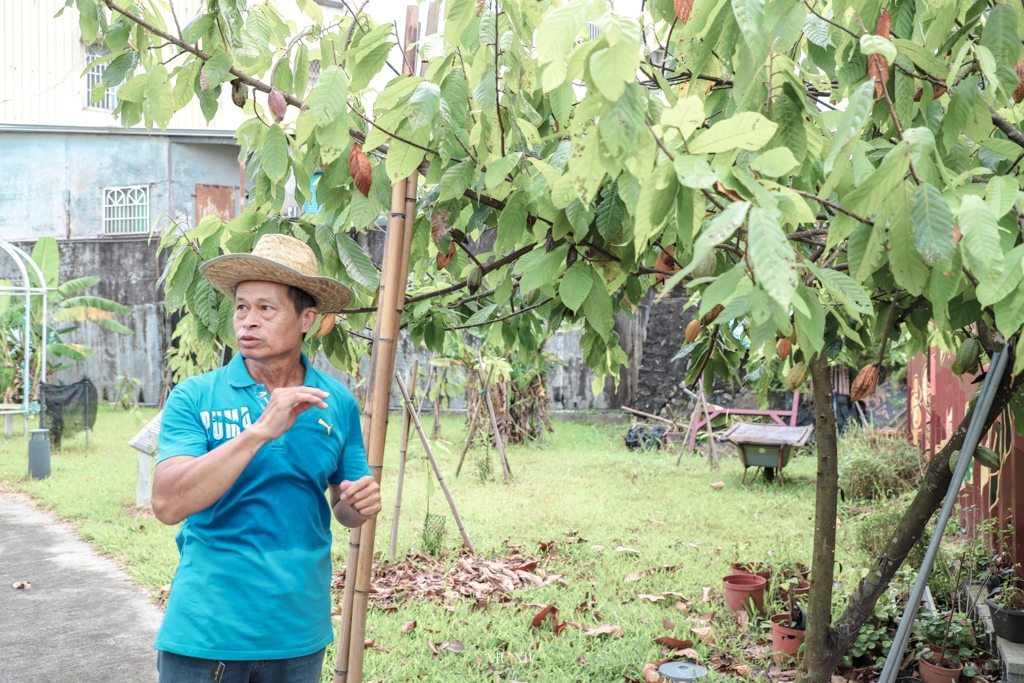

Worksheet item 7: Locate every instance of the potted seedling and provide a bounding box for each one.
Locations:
[913,610,978,683]
[986,582,1024,643]
[769,578,806,663]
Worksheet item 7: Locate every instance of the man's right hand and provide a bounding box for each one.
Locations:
[248,386,330,443]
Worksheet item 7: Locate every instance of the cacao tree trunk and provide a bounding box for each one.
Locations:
[801,357,1022,678]
[804,352,841,683]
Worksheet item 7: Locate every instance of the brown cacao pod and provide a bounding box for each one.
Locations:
[785,362,807,392]
[850,364,878,403]
[673,0,694,24]
[231,79,248,109]
[1014,60,1024,104]
[685,319,701,343]
[777,338,791,361]
[349,144,373,197]
[315,313,336,339]
[436,243,456,270]
[269,87,287,122]
[701,304,724,326]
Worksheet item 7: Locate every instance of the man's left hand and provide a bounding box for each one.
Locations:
[340,476,381,518]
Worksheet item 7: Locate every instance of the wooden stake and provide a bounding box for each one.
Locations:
[336,10,420,683]
[432,367,447,439]
[699,378,717,468]
[396,373,474,552]
[389,361,419,561]
[477,355,511,483]
[455,365,494,477]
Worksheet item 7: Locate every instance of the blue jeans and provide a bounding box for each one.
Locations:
[156,648,326,683]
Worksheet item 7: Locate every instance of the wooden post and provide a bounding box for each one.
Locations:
[335,10,420,683]
[396,373,474,552]
[477,356,511,483]
[455,365,494,477]
[432,367,446,439]
[699,378,717,467]
[389,361,419,561]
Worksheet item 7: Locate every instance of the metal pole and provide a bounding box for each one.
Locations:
[876,345,1009,683]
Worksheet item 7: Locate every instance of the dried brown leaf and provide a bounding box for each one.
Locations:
[585,623,624,637]
[440,640,465,653]
[615,545,640,554]
[637,594,665,603]
[691,626,714,644]
[654,636,694,650]
[11,581,30,590]
[709,481,725,490]
[662,618,676,630]
[401,620,417,634]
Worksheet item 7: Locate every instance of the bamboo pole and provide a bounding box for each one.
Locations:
[396,373,474,552]
[335,10,420,683]
[455,365,494,477]
[389,361,419,560]
[432,367,446,439]
[477,355,511,483]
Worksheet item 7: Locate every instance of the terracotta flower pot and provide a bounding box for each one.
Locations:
[770,613,805,663]
[795,563,811,580]
[723,573,767,614]
[730,562,772,581]
[918,652,963,683]
[780,578,811,601]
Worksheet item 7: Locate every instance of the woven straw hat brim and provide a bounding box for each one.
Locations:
[199,254,353,313]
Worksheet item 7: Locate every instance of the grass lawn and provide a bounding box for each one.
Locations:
[0,405,869,682]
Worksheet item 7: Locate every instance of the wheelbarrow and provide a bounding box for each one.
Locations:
[722,422,814,485]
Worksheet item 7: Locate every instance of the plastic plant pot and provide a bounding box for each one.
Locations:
[770,613,805,663]
[722,573,767,614]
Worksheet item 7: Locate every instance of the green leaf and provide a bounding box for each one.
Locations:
[202,52,233,87]
[439,160,476,202]
[582,268,613,341]
[589,39,640,102]
[681,201,750,279]
[536,1,590,64]
[336,232,380,288]
[58,276,99,296]
[307,64,348,126]
[559,262,594,312]
[824,81,874,172]
[407,82,441,130]
[262,124,289,183]
[911,183,955,264]
[143,63,174,129]
[385,138,425,183]
[661,97,705,140]
[688,112,778,154]
[514,245,568,293]
[893,39,947,78]
[887,185,930,296]
[808,265,873,317]
[31,237,60,288]
[979,3,1020,64]
[173,59,200,110]
[497,192,528,252]
[747,206,797,309]
[115,73,148,103]
[959,195,1005,287]
[859,34,898,62]
[749,147,797,177]
[673,155,717,189]
[793,286,825,356]
[485,152,523,190]
[986,176,1018,219]
[444,0,477,47]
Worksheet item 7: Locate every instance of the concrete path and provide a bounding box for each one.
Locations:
[0,493,162,683]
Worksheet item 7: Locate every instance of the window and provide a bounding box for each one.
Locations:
[103,186,150,234]
[307,59,321,92]
[85,43,119,111]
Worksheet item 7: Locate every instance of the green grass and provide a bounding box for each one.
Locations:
[0,405,868,682]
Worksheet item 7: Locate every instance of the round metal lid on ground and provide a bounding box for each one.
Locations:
[658,661,709,682]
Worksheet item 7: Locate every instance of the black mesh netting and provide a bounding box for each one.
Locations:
[40,378,98,449]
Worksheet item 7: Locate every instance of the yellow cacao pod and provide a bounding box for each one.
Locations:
[315,313,336,339]
[850,365,878,403]
[701,304,724,326]
[785,362,807,392]
[685,319,701,343]
[777,338,792,361]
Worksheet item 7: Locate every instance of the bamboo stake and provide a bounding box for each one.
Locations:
[336,10,420,683]
[699,378,717,468]
[432,367,447,439]
[389,361,419,560]
[455,365,494,477]
[396,373,474,552]
[477,355,511,483]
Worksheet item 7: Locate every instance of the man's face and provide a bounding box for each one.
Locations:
[233,281,317,360]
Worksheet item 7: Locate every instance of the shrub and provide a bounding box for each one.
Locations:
[839,428,925,500]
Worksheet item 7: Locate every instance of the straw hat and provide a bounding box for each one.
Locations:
[199,233,353,313]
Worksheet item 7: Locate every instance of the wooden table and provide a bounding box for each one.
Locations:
[722,422,813,484]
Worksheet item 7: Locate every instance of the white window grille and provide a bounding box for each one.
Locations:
[587,23,601,40]
[307,59,321,91]
[103,186,150,234]
[85,43,119,110]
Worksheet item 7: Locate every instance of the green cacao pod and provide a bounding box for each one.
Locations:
[467,267,483,295]
[691,251,717,279]
[785,362,807,392]
[975,446,1001,471]
[952,338,982,375]
[231,79,248,108]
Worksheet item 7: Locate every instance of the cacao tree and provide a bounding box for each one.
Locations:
[64,0,1024,678]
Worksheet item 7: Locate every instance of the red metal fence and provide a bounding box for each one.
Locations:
[907,350,1023,563]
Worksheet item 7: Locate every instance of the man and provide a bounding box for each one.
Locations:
[151,233,381,683]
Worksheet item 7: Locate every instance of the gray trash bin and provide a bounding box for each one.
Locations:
[28,429,50,480]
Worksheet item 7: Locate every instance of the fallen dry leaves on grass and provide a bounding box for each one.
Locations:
[624,564,683,583]
[11,581,30,590]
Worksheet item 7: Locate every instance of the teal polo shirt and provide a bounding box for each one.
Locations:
[154,352,371,660]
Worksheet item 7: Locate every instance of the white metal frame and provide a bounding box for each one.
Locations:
[0,241,49,437]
